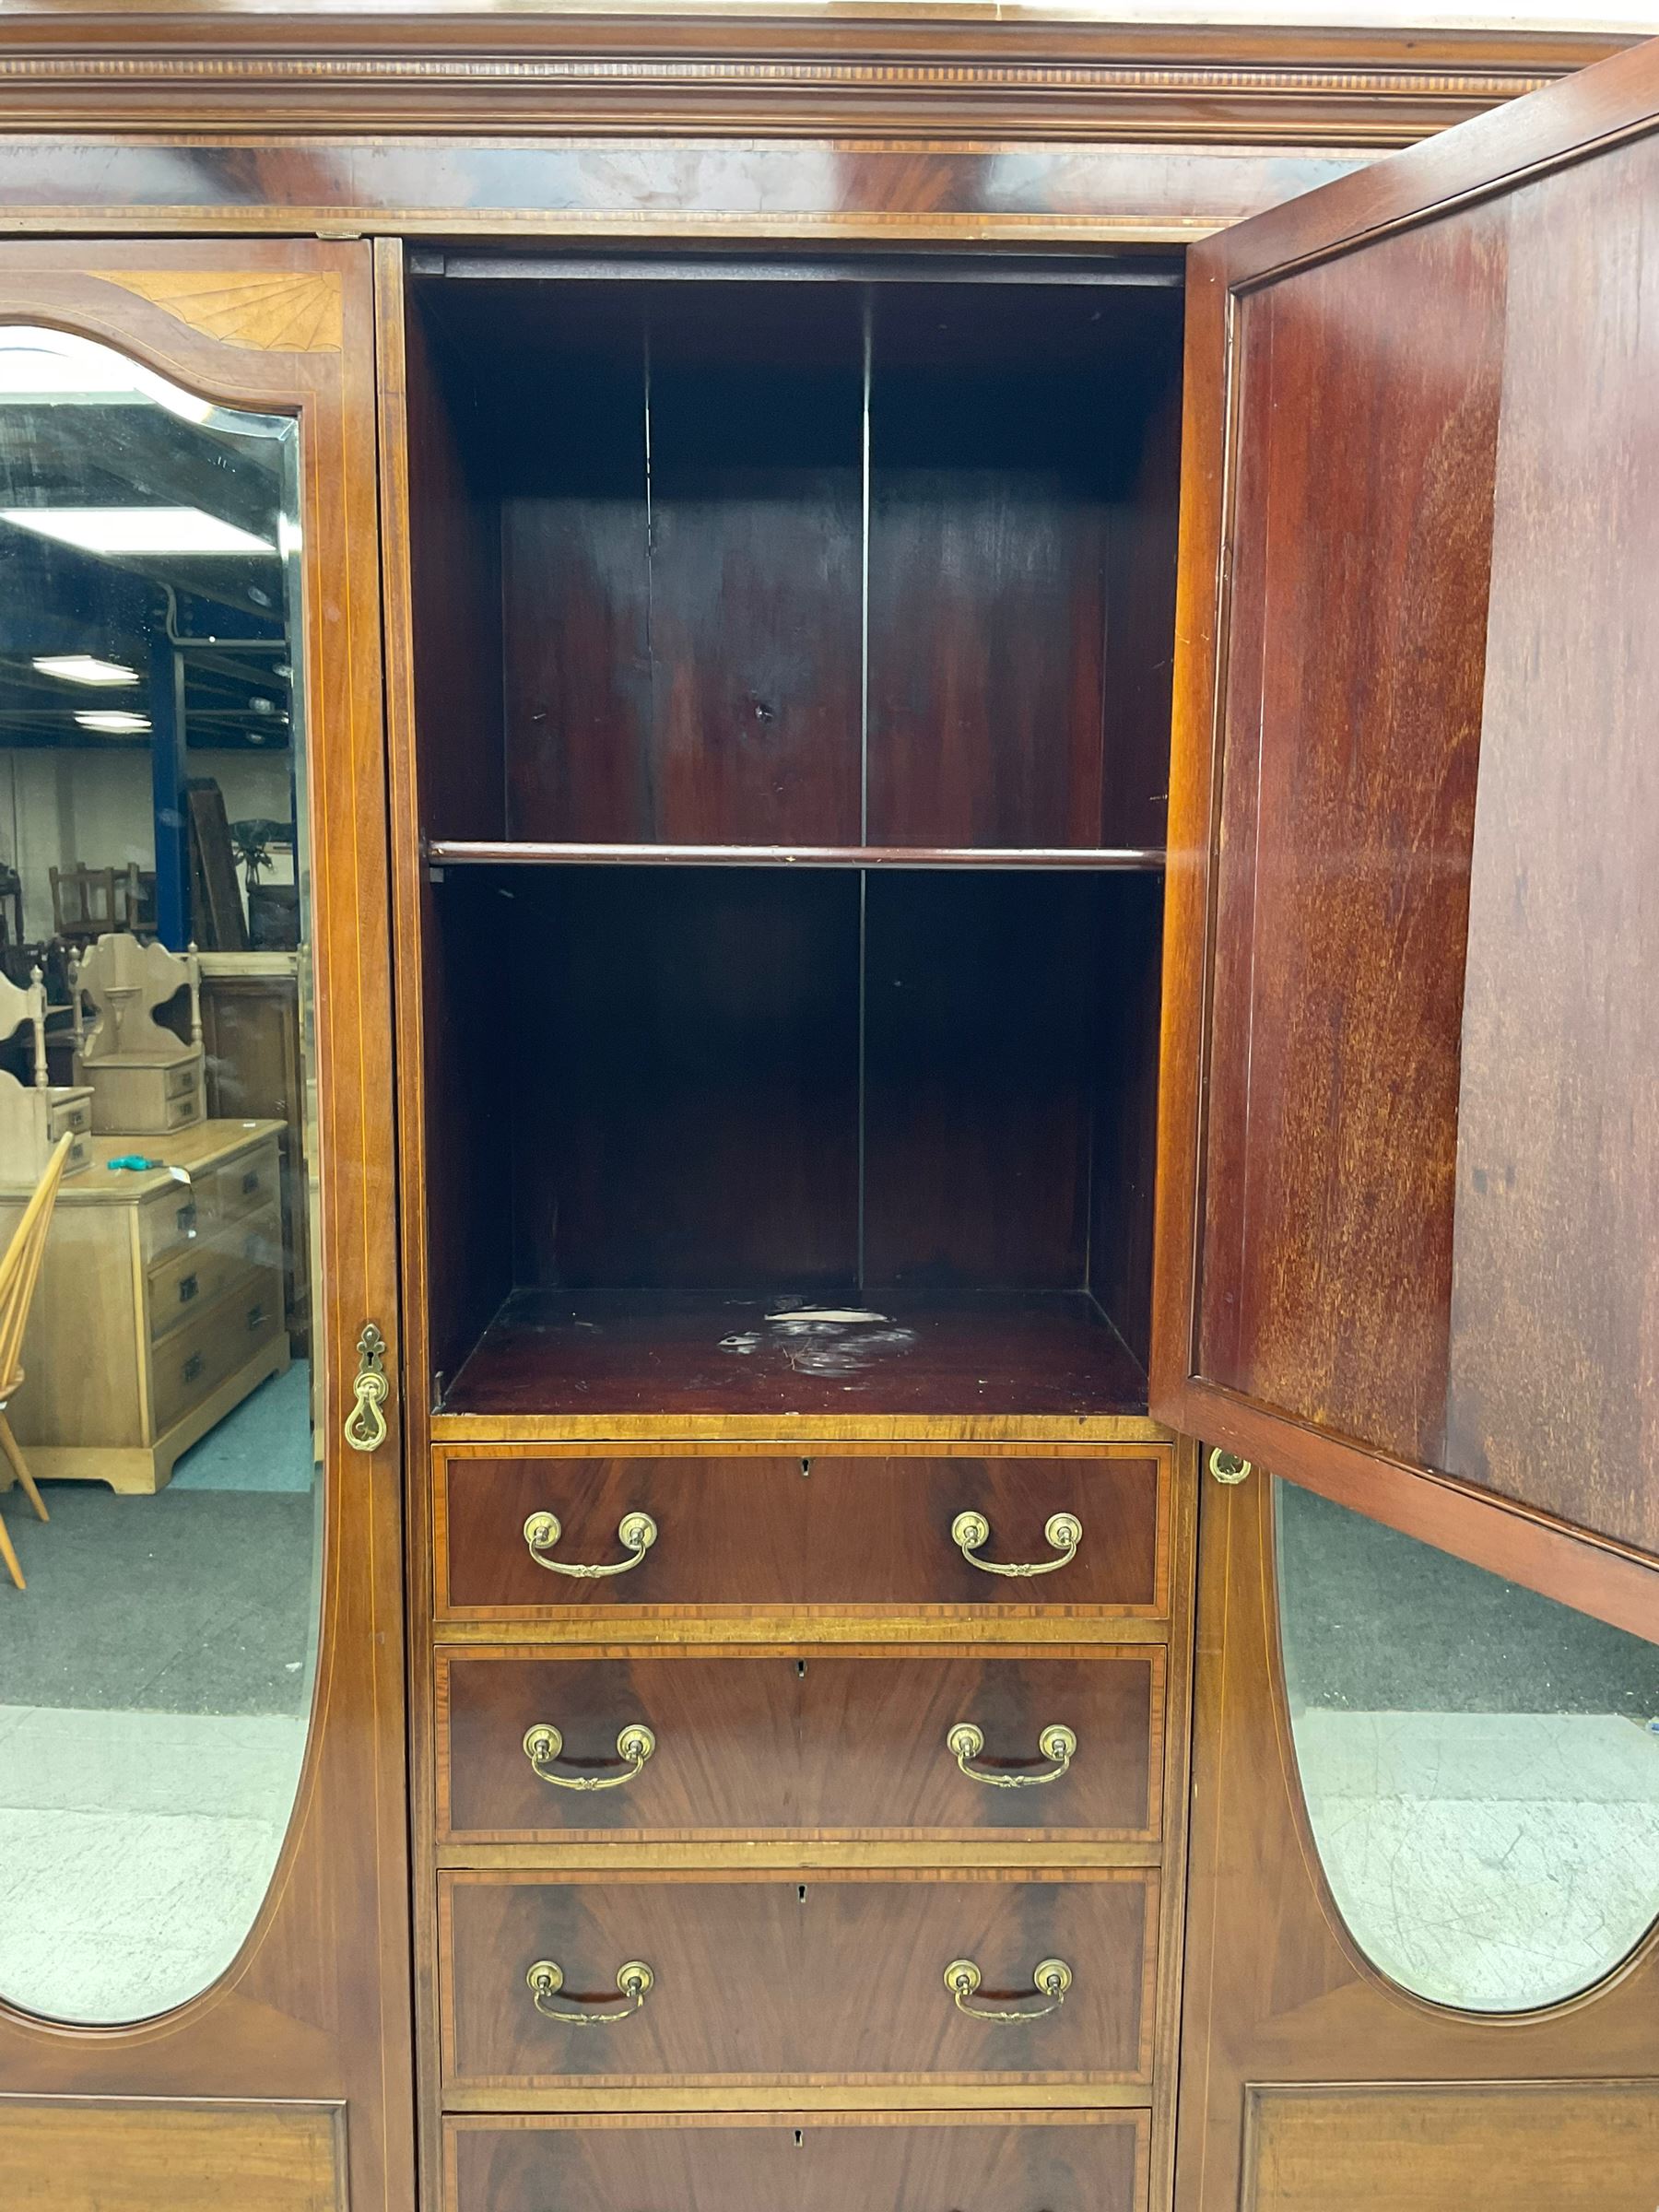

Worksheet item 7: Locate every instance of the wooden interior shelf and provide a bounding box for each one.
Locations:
[428,842,1167,871]
[438,1288,1150,1422]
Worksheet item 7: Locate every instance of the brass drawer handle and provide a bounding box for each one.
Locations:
[245,1302,267,1332]
[182,1351,205,1386]
[177,1201,197,1239]
[526,1958,653,2027]
[947,1721,1077,1789]
[178,1273,199,1305]
[524,1510,658,1580]
[951,1509,1081,1579]
[945,1955,1072,2023]
[241,1169,261,1195]
[524,1722,656,1792]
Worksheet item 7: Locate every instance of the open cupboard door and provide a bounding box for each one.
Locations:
[1153,32,1659,1636]
[1163,43,1659,2212]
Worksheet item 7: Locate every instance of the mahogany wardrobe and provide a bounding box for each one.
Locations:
[0,13,1653,2212]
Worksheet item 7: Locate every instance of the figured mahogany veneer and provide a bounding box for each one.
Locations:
[434,1452,1168,1620]
[437,1648,1162,1844]
[440,1870,1157,2099]
[1153,24,1659,1615]
[445,2110,1149,2212]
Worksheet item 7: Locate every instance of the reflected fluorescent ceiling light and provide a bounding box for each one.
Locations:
[0,328,215,425]
[75,710,151,734]
[2,507,274,557]
[32,653,139,687]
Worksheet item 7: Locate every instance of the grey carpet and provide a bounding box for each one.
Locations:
[1277,1480,1659,1719]
[0,1484,317,1716]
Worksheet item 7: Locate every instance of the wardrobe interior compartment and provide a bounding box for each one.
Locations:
[398,253,1185,1418]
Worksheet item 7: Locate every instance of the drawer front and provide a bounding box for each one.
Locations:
[139,1183,213,1266]
[439,1649,1161,1842]
[164,1058,202,1101]
[47,1094,90,1138]
[441,1871,1155,2090]
[150,1264,283,1432]
[214,1139,279,1222]
[446,2114,1148,2212]
[437,1453,1167,1617]
[161,1086,201,1129]
[147,1206,281,1343]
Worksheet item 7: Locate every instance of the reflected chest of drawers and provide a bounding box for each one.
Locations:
[0,1119,288,1494]
[418,1436,1194,2212]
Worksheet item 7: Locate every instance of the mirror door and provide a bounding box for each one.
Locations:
[0,243,408,2212]
[1178,1474,1657,2212]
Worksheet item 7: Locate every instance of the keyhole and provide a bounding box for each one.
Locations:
[797,1885,807,1902]
[796,1660,806,1678]
[800,1458,811,1477]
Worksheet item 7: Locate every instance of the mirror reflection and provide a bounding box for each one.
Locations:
[0,327,319,2023]
[1277,1478,1659,2012]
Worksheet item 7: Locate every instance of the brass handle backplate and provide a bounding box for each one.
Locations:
[345,1321,390,1453]
[1207,1449,1253,1486]
[947,1722,1077,1789]
[945,1955,1073,2023]
[526,1958,653,2026]
[524,1722,656,1792]
[524,1509,658,1580]
[951,1509,1081,1579]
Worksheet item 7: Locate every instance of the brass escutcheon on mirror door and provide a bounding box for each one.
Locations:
[523,1509,658,1579]
[1207,1449,1253,1486]
[526,1957,653,2026]
[523,1722,656,1792]
[947,1721,1077,1788]
[344,1322,389,1453]
[945,1955,1073,2022]
[951,1509,1082,1577]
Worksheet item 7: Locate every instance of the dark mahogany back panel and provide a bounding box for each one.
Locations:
[448,2115,1146,2212]
[866,286,1112,849]
[509,867,861,1291]
[862,870,1102,1289]
[413,264,1182,853]
[473,866,1161,1332]
[494,281,865,846]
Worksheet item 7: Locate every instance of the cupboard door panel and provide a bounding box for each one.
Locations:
[1155,37,1659,1611]
[1191,213,1501,1467]
[435,1452,1166,1618]
[441,1871,1155,2091]
[445,2112,1148,2212]
[437,1649,1161,1841]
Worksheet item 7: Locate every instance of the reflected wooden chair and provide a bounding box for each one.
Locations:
[50,863,120,951]
[0,1133,74,1591]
